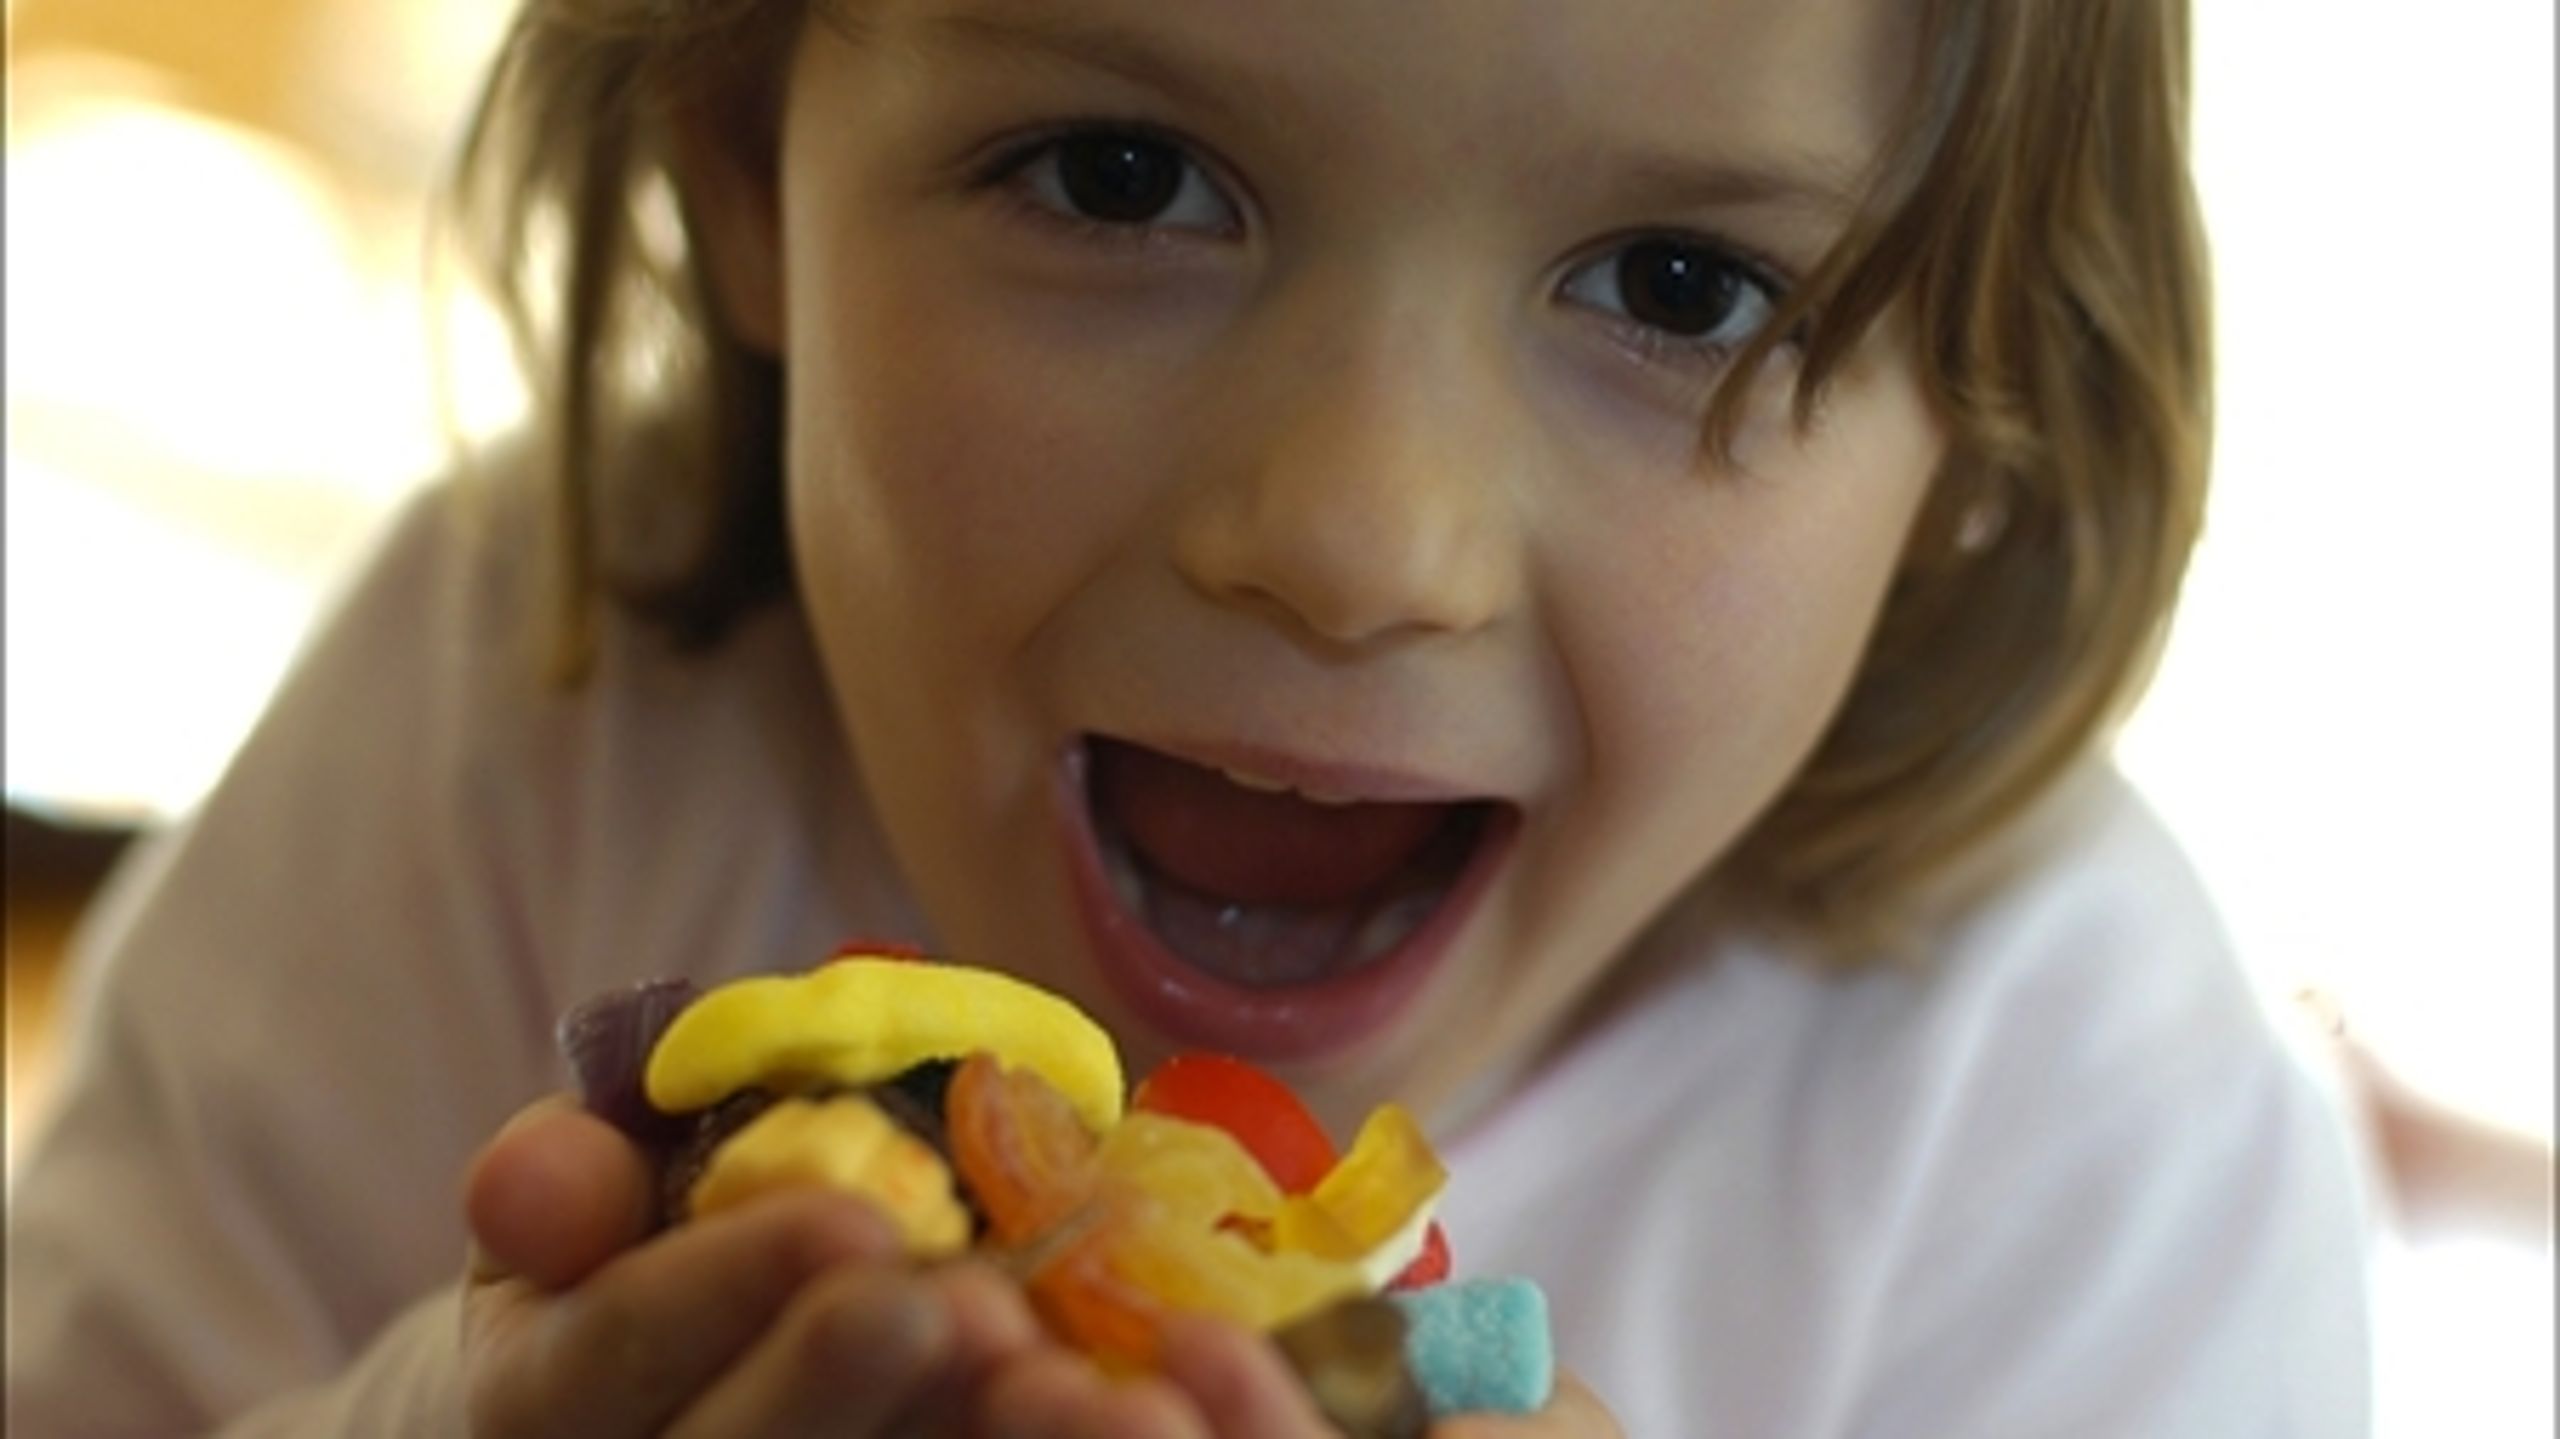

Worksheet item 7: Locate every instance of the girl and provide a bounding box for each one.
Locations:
[6,0,2373,1434]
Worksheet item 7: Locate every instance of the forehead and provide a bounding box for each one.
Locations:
[859,0,1917,181]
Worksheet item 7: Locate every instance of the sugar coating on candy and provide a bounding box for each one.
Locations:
[1389,1277,1553,1418]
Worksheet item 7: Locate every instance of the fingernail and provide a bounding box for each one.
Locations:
[867,1287,949,1359]
[790,1200,904,1272]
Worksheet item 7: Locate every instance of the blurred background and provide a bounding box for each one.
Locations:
[4,0,2551,1430]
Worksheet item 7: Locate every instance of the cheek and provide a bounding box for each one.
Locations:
[783,263,1161,665]
[1559,380,1937,861]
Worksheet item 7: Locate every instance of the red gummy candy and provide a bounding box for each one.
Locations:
[1384,1220,1452,1291]
[1132,1052,1338,1193]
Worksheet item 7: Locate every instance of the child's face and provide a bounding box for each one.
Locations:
[737,0,1939,1125]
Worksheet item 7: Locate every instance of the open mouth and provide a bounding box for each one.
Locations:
[1059,735,1516,1060]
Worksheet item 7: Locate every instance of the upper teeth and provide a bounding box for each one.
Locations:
[1221,768,1357,805]
[1221,768,1291,793]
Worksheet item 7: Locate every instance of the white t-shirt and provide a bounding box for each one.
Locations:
[4,480,2374,1437]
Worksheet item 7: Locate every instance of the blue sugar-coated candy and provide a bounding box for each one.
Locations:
[1388,1276,1554,1417]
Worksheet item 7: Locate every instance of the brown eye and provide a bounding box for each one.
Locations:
[1561,235,1779,350]
[1015,127,1240,234]
[1618,241,1746,335]
[1056,132,1185,222]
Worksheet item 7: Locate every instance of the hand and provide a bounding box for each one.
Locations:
[458,1094,1045,1437]
[1424,1372,1622,1438]
[2297,992,2555,1243]
[952,1316,1339,1439]
[457,1096,1623,1437]
[971,1317,1623,1439]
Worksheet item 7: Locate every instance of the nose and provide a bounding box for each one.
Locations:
[1171,308,1527,651]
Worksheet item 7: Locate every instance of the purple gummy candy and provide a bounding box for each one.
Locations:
[555,978,700,1143]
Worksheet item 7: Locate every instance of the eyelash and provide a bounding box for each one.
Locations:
[1560,235,1798,372]
[969,122,1802,365]
[971,120,1245,250]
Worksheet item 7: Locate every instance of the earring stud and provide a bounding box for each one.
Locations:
[1952,495,2009,555]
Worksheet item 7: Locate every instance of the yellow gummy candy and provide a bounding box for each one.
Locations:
[1079,1107,1433,1328]
[645,957,1125,1133]
[1271,1104,1445,1262]
[1094,1113,1286,1228]
[686,1094,973,1257]
[1103,1191,1370,1334]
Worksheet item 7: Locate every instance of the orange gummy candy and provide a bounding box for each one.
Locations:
[946,1051,1101,1245]
[1025,1209,1174,1371]
[946,1051,1373,1367]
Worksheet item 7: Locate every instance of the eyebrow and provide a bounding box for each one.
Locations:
[1603,145,1870,227]
[915,5,1869,227]
[917,7,1299,128]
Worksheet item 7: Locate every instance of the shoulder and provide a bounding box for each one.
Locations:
[74,445,903,1069]
[6,452,916,1429]
[1535,763,2277,1156]
[1813,763,2375,1432]
[1890,761,2263,1094]
[1448,764,2373,1434]
[1766,761,2359,1246]
[287,450,911,994]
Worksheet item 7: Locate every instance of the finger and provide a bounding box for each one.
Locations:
[475,1189,906,1438]
[897,1261,1050,1415]
[1431,1369,1622,1439]
[463,1095,655,1290]
[1155,1315,1335,1439]
[2291,987,2348,1040]
[662,1261,1044,1439]
[976,1348,1211,1439]
[663,1265,954,1439]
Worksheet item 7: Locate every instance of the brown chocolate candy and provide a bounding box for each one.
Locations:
[1274,1296,1429,1439]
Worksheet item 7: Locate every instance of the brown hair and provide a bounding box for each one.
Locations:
[445,0,2209,962]
[446,0,803,665]
[1704,0,2210,957]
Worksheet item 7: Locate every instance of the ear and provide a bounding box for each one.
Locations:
[665,82,788,356]
[1899,447,2011,579]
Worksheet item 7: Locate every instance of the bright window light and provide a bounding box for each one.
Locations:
[2122,6,2554,1436]
[4,91,522,822]
[2123,0,2555,1138]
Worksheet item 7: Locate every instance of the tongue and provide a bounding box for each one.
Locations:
[1092,741,1449,906]
[1144,883,1371,987]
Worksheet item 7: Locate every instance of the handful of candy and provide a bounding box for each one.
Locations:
[558,949,1553,1435]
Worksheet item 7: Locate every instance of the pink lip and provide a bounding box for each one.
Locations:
[1053,739,1517,1063]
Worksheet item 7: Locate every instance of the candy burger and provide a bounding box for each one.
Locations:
[557,950,1553,1435]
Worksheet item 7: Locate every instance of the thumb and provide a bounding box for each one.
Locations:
[463,1094,657,1290]
[1431,1370,1623,1438]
